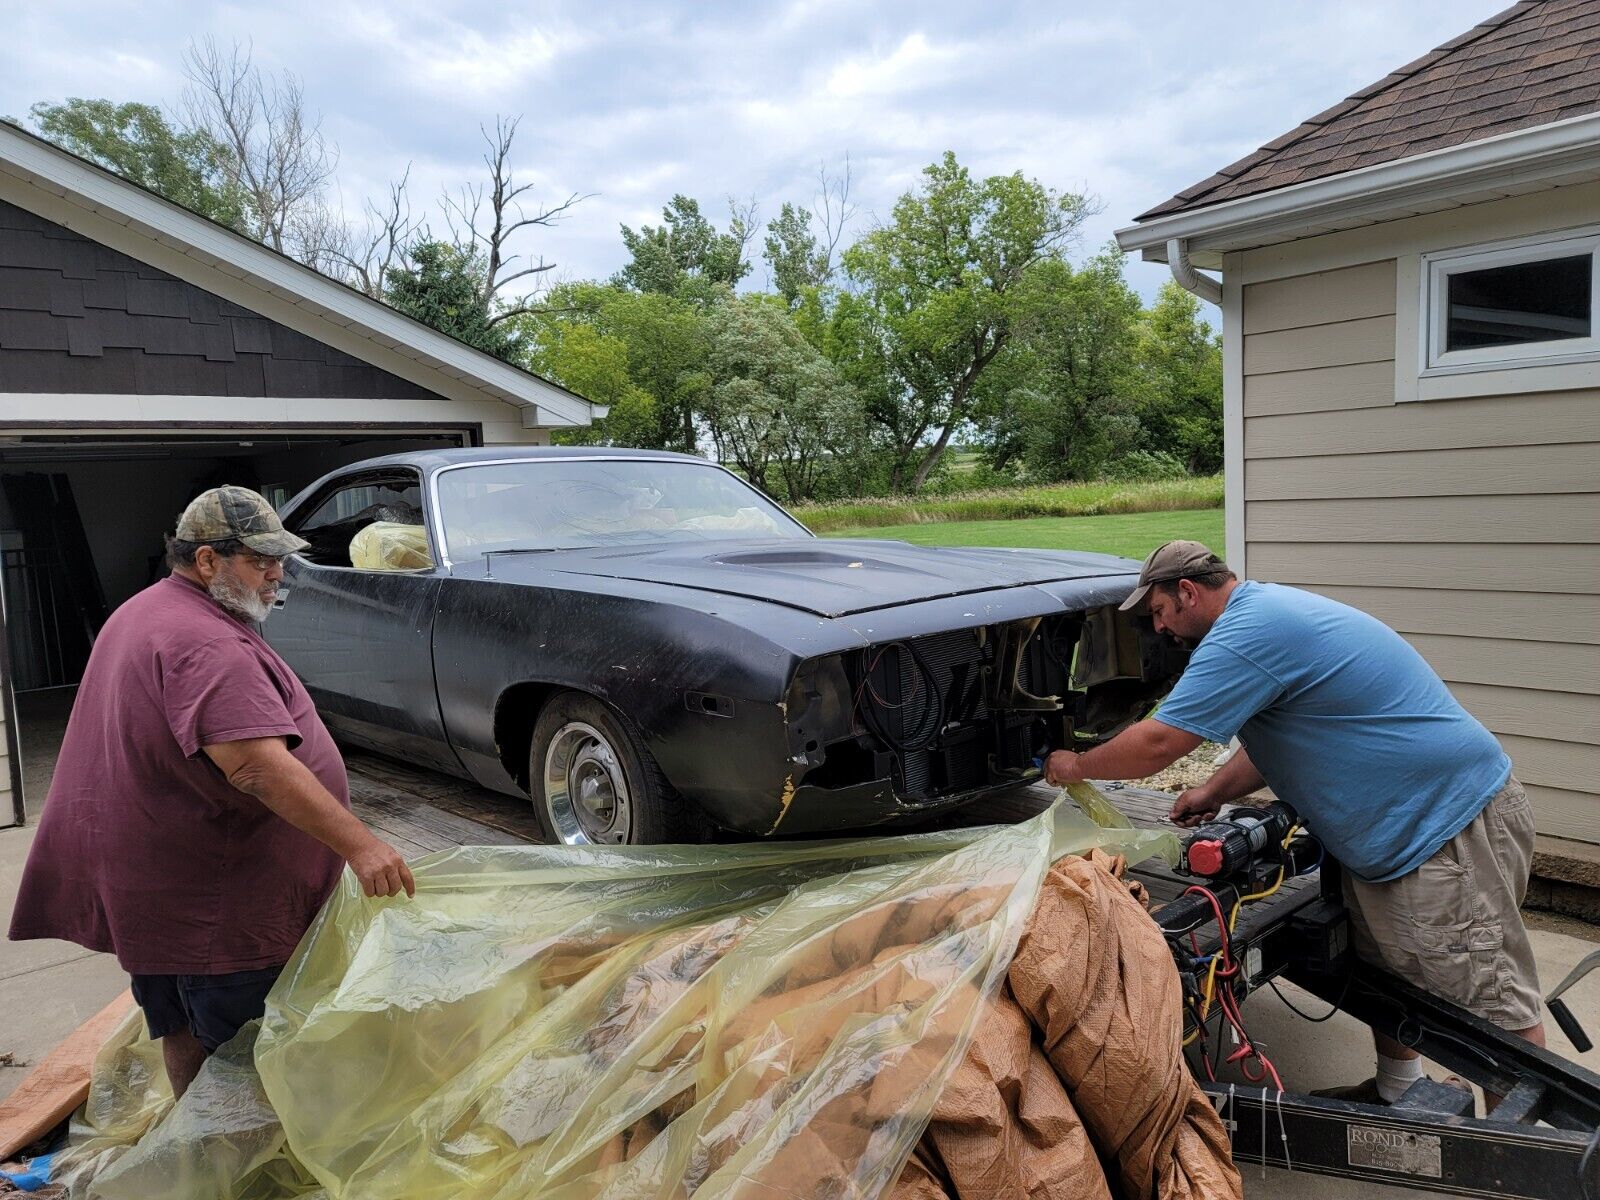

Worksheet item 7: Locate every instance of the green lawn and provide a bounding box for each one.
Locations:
[819,507,1224,560]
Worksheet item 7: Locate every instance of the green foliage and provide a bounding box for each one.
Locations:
[838,152,1092,491]
[1102,449,1189,482]
[702,296,862,501]
[974,248,1146,482]
[525,282,710,451]
[763,203,829,306]
[794,474,1223,532]
[1133,282,1223,473]
[383,241,517,361]
[30,98,251,230]
[616,195,751,300]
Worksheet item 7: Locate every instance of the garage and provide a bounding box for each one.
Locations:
[0,122,602,824]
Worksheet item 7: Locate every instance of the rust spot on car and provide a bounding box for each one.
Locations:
[769,774,796,833]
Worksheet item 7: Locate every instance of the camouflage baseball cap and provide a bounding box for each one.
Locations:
[175,486,309,557]
[1119,540,1229,613]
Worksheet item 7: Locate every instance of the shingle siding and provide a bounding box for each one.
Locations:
[0,200,437,401]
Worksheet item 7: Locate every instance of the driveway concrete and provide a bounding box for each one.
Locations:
[0,820,128,1104]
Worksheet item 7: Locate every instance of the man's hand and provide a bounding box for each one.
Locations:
[1169,786,1221,828]
[1044,749,1085,787]
[347,836,416,898]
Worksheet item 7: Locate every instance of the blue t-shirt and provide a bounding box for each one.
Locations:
[1152,581,1510,882]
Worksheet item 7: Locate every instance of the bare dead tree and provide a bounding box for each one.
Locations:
[440,116,588,326]
[322,167,420,298]
[180,37,337,260]
[814,155,857,280]
[727,193,760,267]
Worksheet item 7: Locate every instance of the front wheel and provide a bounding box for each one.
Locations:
[528,691,708,846]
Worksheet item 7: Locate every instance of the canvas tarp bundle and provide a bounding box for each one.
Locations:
[55,799,1181,1200]
[888,849,1240,1200]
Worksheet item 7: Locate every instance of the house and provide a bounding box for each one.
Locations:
[0,120,603,825]
[1116,0,1600,875]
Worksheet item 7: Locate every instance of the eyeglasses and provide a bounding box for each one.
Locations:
[237,554,286,572]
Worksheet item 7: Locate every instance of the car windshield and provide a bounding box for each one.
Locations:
[433,459,810,558]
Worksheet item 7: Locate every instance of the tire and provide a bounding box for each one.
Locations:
[528,690,709,846]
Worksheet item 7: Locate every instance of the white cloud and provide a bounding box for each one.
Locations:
[0,0,1485,303]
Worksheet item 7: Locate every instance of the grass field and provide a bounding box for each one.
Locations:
[794,475,1222,533]
[819,507,1224,559]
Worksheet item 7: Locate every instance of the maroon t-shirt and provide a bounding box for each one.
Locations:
[8,574,348,974]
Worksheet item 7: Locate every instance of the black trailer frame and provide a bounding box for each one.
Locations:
[1118,787,1600,1200]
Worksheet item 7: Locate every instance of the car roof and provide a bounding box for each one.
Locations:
[349,445,717,473]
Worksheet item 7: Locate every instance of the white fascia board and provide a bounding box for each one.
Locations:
[1115,112,1600,258]
[0,123,594,426]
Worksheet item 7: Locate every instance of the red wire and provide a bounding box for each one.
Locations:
[1217,983,1285,1092]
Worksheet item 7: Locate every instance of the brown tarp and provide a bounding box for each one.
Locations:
[1008,852,1241,1200]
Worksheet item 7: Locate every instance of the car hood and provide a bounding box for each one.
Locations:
[498,538,1139,618]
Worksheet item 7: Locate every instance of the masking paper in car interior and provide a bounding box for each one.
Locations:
[53,798,1187,1199]
[348,522,432,571]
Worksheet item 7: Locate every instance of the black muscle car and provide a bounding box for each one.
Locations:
[264,447,1187,845]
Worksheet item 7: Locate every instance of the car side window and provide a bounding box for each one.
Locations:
[290,473,433,570]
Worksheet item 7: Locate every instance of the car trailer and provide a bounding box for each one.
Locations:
[1103,784,1600,1199]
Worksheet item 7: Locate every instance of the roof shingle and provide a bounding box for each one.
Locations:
[1138,0,1600,220]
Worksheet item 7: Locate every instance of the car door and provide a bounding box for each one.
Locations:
[263,467,462,774]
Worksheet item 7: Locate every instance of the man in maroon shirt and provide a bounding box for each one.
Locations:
[9,486,414,1096]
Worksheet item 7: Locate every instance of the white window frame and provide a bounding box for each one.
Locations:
[1420,225,1600,378]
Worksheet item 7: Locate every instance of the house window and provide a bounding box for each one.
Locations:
[1424,229,1600,373]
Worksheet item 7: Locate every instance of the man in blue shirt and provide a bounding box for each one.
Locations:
[1045,540,1545,1108]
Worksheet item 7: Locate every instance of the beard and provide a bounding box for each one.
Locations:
[208,564,276,623]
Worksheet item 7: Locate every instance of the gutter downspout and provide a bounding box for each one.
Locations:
[1165,238,1222,306]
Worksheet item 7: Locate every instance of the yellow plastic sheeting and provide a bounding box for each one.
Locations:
[57,799,1169,1200]
[349,522,433,571]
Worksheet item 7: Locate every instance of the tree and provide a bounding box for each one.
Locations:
[763,157,856,305]
[616,195,752,300]
[840,152,1094,490]
[29,98,251,230]
[702,297,862,500]
[522,282,711,451]
[763,203,829,307]
[999,249,1146,481]
[440,116,586,325]
[180,37,338,262]
[383,241,517,360]
[1134,282,1223,473]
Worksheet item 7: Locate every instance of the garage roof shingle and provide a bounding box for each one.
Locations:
[1139,0,1600,220]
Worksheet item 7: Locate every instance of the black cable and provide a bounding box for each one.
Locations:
[1266,973,1351,1023]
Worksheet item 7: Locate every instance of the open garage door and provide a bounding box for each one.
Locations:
[0,427,473,826]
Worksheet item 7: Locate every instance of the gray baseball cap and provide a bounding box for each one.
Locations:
[1119,540,1229,613]
[175,486,309,557]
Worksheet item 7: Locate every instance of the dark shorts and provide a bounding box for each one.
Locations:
[129,964,284,1052]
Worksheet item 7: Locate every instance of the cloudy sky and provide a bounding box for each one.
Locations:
[3,1,1493,307]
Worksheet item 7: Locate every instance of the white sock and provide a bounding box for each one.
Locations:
[1375,1053,1424,1103]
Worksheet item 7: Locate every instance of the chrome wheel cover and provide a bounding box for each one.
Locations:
[543,720,632,845]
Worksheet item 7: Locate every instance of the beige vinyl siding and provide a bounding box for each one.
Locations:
[1240,257,1600,845]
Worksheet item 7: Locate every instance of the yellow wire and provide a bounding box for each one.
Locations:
[1196,824,1301,1020]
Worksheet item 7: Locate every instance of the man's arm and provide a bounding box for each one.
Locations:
[203,737,415,898]
[1043,719,1201,786]
[1169,746,1267,827]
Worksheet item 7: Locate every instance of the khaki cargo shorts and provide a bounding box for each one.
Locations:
[1342,777,1543,1031]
